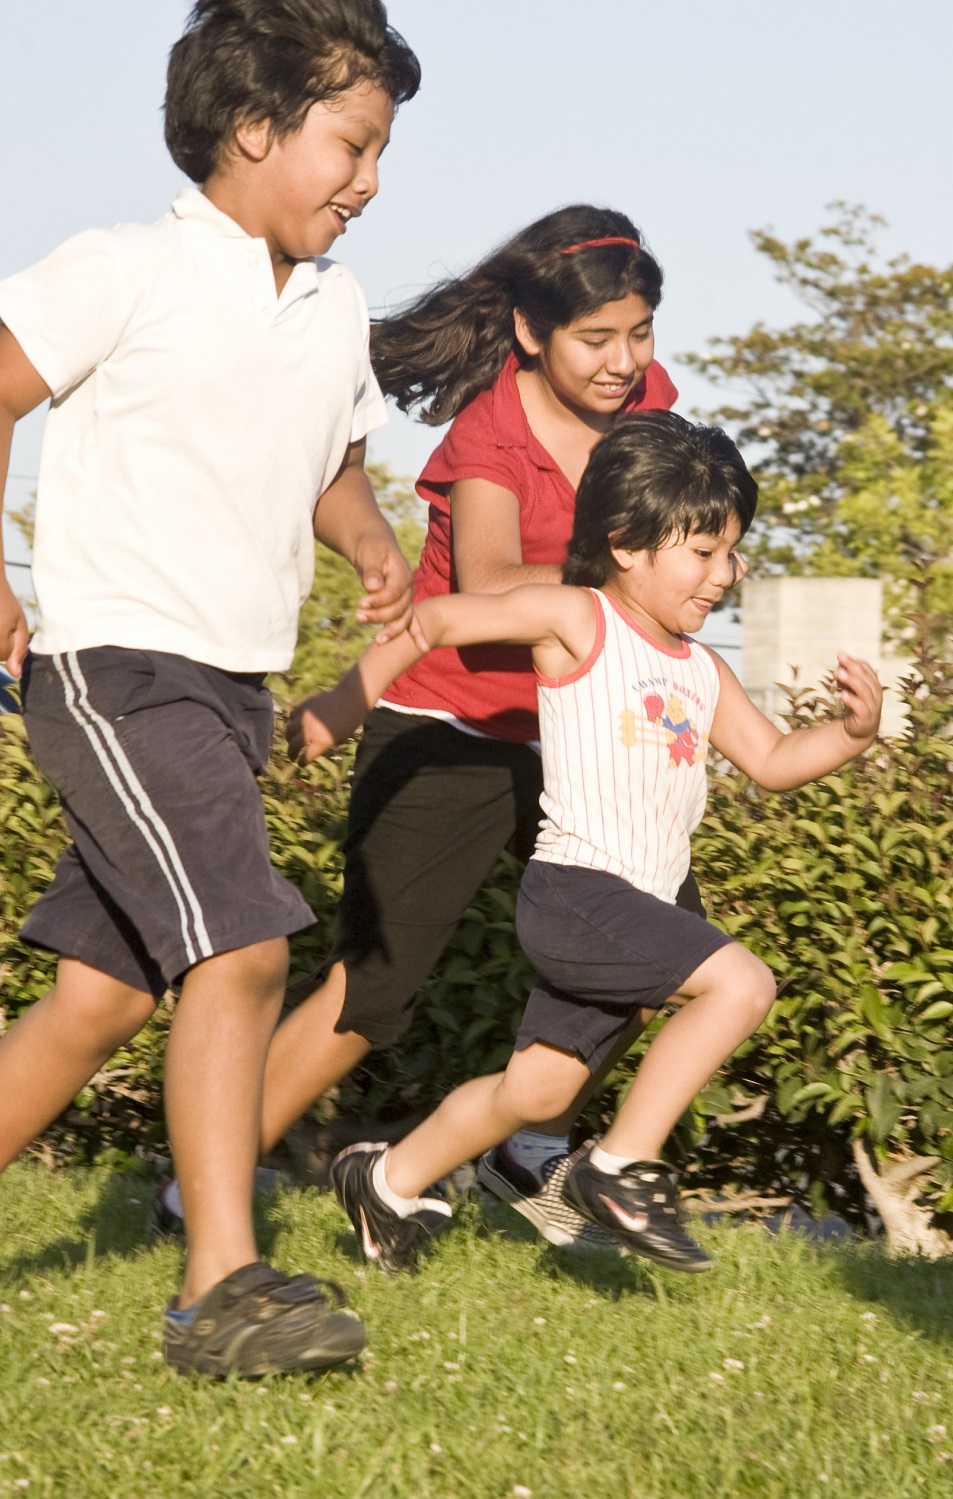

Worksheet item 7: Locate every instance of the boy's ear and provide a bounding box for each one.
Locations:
[609,542,637,574]
[513,308,543,359]
[233,115,274,163]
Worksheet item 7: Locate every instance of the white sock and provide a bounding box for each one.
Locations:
[372,1151,451,1220]
[163,1179,184,1218]
[506,1130,570,1177]
[588,1144,638,1176]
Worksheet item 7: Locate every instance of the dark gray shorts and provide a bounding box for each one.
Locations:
[20,647,315,995]
[515,860,733,1073]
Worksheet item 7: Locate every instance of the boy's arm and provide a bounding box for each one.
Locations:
[0,325,51,676]
[311,438,414,643]
[709,650,882,790]
[287,584,593,762]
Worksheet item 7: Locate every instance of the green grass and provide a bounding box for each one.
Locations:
[2,1164,953,1498]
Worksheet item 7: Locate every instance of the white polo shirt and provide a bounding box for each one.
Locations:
[0,188,387,671]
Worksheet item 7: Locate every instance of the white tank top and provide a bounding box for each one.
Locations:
[533,589,721,903]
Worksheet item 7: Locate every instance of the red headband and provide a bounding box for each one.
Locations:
[559,236,641,255]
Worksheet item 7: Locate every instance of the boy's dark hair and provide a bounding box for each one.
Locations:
[372,205,663,425]
[563,412,758,587]
[165,0,420,183]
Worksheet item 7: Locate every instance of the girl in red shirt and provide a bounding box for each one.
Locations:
[154,206,719,1250]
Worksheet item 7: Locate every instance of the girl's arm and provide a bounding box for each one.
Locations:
[709,651,882,790]
[312,438,414,643]
[0,325,50,676]
[287,584,595,763]
[452,479,562,591]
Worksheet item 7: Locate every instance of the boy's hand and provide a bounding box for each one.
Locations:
[0,578,29,677]
[834,653,882,741]
[353,535,414,644]
[287,691,342,764]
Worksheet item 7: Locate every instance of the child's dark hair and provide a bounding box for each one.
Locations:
[372,205,663,425]
[563,412,758,587]
[165,0,420,184]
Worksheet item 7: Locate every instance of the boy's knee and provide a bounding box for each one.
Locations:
[193,937,289,1000]
[52,967,156,1046]
[738,952,776,1022]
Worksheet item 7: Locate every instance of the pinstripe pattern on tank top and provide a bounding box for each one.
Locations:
[533,589,721,903]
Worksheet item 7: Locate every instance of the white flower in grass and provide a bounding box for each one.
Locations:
[723,1359,744,1372]
[928,1426,947,1443]
[513,1487,533,1498]
[430,1443,442,1454]
[861,1311,877,1323]
[533,1317,546,1326]
[709,1372,724,1384]
[280,1436,297,1445]
[48,1323,79,1336]
[913,1392,931,1402]
[563,1354,577,1365]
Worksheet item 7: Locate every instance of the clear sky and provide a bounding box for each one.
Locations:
[3,0,953,586]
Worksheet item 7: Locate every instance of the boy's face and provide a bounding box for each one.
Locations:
[612,516,743,641]
[234,80,394,263]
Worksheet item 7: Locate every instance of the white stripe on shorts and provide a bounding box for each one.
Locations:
[54,651,213,967]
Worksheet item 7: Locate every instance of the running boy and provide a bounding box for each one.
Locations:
[0,0,419,1374]
[289,411,883,1273]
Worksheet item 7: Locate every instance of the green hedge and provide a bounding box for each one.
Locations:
[2,634,951,1243]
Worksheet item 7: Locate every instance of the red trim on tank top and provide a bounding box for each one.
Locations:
[534,589,606,687]
[602,592,691,659]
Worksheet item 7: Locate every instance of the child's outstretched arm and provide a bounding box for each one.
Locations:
[287,584,594,763]
[709,651,882,790]
[0,325,50,676]
[311,438,415,645]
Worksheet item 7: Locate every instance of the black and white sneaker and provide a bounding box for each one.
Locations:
[562,1152,713,1272]
[477,1142,619,1251]
[147,1179,185,1243]
[330,1143,452,1273]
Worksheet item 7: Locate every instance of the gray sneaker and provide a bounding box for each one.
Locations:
[477,1141,619,1252]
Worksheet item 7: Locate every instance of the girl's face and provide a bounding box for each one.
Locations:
[608,517,743,645]
[515,293,656,424]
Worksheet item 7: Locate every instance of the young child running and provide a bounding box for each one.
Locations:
[181,206,726,1258]
[289,411,883,1272]
[0,0,420,1374]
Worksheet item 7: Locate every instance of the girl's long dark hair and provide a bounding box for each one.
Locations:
[371,206,663,425]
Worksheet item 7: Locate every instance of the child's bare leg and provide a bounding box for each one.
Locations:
[0,957,156,1171]
[534,1006,655,1137]
[384,1043,590,1200]
[258,961,371,1153]
[601,943,775,1162]
[164,937,287,1307]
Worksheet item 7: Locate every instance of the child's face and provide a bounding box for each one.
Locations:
[237,80,394,262]
[516,293,655,423]
[613,517,743,641]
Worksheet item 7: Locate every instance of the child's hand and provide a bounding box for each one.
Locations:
[834,653,882,741]
[729,552,749,589]
[286,692,341,764]
[354,536,414,644]
[0,579,29,677]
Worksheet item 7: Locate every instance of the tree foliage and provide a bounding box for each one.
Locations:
[682,204,953,624]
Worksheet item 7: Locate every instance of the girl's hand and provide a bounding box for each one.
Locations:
[834,653,882,741]
[287,692,340,764]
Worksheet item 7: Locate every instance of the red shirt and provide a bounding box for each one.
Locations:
[381,353,679,741]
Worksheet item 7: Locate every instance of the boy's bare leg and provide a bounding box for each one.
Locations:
[383,1043,590,1201]
[600,943,776,1162]
[165,937,289,1308]
[0,957,155,1170]
[258,961,371,1153]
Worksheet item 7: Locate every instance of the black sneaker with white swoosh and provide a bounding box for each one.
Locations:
[330,1142,452,1273]
[561,1150,713,1272]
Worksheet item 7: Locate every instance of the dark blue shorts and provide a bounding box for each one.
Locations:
[20,647,315,995]
[514,860,733,1072]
